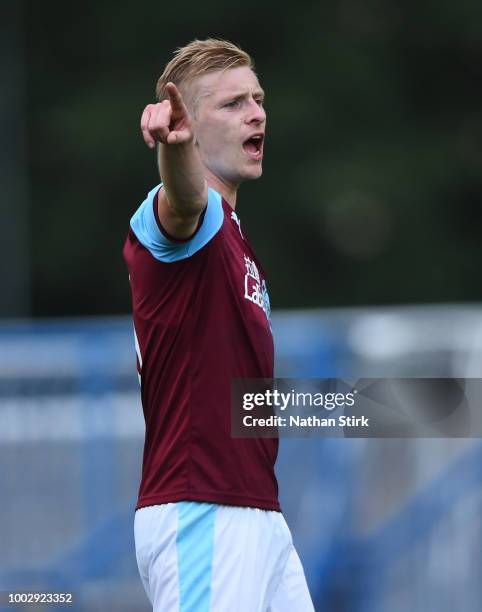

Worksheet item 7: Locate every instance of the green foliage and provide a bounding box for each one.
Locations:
[24,0,482,315]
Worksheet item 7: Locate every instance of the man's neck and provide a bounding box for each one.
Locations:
[204,170,238,210]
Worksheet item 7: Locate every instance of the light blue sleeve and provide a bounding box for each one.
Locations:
[129,184,224,262]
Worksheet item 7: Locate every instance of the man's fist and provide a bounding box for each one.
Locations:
[140,83,194,149]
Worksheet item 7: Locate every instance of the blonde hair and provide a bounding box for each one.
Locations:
[156,38,254,111]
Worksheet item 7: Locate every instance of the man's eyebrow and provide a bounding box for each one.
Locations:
[219,89,265,101]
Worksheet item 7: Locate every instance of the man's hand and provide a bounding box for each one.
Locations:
[140,83,194,149]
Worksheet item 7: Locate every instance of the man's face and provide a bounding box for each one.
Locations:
[191,66,266,187]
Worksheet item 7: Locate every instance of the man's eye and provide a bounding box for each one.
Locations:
[224,100,240,108]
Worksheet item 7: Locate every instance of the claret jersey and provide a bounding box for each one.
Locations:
[123,185,280,511]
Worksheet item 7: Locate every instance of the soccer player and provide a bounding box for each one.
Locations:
[123,39,314,611]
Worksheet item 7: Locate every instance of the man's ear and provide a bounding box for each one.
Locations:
[190,120,199,146]
[189,122,197,146]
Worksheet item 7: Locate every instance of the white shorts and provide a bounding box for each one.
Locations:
[134,502,314,612]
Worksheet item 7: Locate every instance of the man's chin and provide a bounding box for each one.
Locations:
[209,163,262,188]
[242,164,263,182]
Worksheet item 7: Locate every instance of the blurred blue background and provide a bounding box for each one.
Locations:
[2,308,482,611]
[2,0,482,610]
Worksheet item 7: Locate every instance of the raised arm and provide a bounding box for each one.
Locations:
[140,83,208,239]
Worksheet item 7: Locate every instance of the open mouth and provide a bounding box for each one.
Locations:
[242,134,264,160]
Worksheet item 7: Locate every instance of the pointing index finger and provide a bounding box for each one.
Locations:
[166,82,188,114]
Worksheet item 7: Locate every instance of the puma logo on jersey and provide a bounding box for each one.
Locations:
[231,211,244,239]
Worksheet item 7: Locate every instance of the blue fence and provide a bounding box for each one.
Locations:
[1,308,481,611]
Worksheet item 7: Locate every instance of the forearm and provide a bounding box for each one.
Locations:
[140,84,207,232]
[158,140,207,218]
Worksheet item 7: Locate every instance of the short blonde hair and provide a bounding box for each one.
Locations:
[156,38,254,110]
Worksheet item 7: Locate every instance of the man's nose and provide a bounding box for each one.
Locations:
[245,98,266,124]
